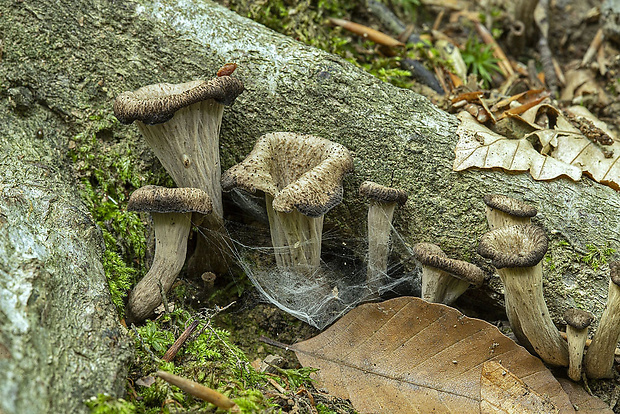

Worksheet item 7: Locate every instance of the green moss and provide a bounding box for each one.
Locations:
[85,394,136,414]
[578,244,616,271]
[69,110,173,317]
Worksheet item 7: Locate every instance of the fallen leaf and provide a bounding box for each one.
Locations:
[480,361,558,413]
[557,378,614,413]
[453,112,582,182]
[293,297,574,413]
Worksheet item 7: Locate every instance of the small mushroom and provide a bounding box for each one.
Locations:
[359,181,408,296]
[114,70,244,273]
[564,308,594,381]
[483,194,537,230]
[412,242,485,305]
[477,224,569,366]
[584,261,620,379]
[126,185,212,322]
[221,132,353,274]
[482,194,538,353]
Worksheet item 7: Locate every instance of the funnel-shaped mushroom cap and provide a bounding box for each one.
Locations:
[359,181,408,205]
[222,132,353,217]
[564,308,595,330]
[113,76,244,125]
[483,194,537,217]
[477,225,548,269]
[413,242,485,287]
[128,185,213,215]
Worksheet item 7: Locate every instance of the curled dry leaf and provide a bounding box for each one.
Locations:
[292,297,574,413]
[453,111,582,182]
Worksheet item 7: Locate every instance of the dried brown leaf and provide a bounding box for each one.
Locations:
[557,378,614,413]
[480,361,558,413]
[293,297,574,413]
[453,112,582,181]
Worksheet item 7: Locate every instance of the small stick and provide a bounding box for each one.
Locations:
[328,18,405,48]
[156,370,239,412]
[581,28,604,67]
[158,280,170,315]
[475,22,514,77]
[162,320,200,362]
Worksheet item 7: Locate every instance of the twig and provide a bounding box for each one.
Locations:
[328,18,404,48]
[158,280,170,315]
[581,28,604,67]
[259,335,295,351]
[162,320,200,362]
[475,22,514,77]
[156,370,240,412]
[365,0,421,44]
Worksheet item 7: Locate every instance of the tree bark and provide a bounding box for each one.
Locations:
[2,0,620,406]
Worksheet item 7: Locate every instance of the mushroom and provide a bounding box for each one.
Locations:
[477,224,569,366]
[358,181,408,296]
[114,70,244,273]
[412,242,485,305]
[126,185,212,322]
[482,194,537,352]
[483,194,537,230]
[564,308,594,381]
[584,261,620,379]
[221,132,353,274]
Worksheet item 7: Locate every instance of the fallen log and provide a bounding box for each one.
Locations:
[1,0,619,409]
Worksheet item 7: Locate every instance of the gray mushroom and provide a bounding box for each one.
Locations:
[126,185,212,322]
[221,132,353,274]
[477,224,569,366]
[412,242,485,305]
[359,181,408,296]
[114,71,244,273]
[584,261,620,379]
[483,194,537,230]
[564,308,594,381]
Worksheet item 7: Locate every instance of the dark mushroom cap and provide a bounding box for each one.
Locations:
[483,194,537,217]
[359,181,408,205]
[611,261,620,286]
[412,242,485,287]
[563,308,595,330]
[113,76,244,125]
[477,224,548,269]
[221,132,353,217]
[128,185,213,215]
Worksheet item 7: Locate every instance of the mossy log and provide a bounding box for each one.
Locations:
[2,0,620,410]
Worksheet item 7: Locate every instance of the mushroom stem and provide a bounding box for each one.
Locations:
[366,200,397,294]
[485,205,532,230]
[127,212,191,322]
[564,308,594,382]
[265,194,323,272]
[497,264,568,366]
[137,98,225,218]
[584,263,620,379]
[421,266,452,303]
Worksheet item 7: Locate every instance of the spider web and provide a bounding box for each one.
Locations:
[197,188,419,330]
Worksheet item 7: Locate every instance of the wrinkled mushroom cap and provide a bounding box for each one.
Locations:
[128,185,213,215]
[564,308,595,330]
[477,224,548,269]
[221,132,354,217]
[412,242,485,287]
[114,76,244,125]
[611,261,620,286]
[359,181,408,205]
[483,194,537,217]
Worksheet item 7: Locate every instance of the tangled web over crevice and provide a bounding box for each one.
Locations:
[198,190,419,330]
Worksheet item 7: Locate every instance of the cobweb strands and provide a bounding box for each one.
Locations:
[217,189,417,329]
